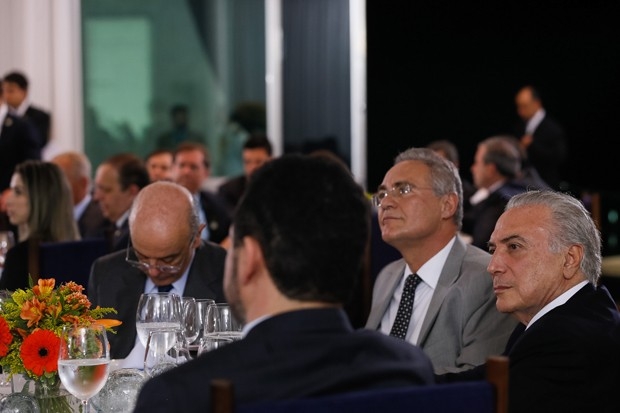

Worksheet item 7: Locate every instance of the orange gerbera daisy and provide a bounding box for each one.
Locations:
[20,329,60,376]
[0,317,12,357]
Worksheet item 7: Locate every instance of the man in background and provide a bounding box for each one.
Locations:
[52,151,108,239]
[513,85,567,189]
[2,71,51,150]
[145,148,174,182]
[93,153,149,251]
[134,154,434,412]
[217,133,272,214]
[172,142,231,245]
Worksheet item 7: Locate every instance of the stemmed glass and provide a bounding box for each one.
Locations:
[143,328,189,378]
[180,297,199,351]
[0,231,15,269]
[135,292,182,348]
[190,298,215,354]
[198,303,243,355]
[58,324,110,413]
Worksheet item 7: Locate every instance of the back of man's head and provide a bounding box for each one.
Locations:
[234,154,370,305]
[103,153,150,191]
[3,71,28,90]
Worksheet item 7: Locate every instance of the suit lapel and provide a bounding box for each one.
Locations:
[366,261,406,329]
[417,237,467,345]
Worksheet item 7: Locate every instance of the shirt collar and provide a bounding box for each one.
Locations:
[404,236,456,289]
[526,280,588,329]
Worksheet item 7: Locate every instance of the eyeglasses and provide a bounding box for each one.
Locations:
[125,233,196,273]
[371,182,433,207]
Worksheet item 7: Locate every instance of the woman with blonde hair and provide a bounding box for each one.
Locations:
[0,160,79,290]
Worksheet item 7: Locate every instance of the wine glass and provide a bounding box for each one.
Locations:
[189,298,215,355]
[204,303,244,341]
[58,324,110,413]
[135,293,182,348]
[143,328,189,378]
[180,297,199,350]
[0,231,15,269]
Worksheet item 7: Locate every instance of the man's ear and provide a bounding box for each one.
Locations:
[238,236,265,284]
[563,244,584,280]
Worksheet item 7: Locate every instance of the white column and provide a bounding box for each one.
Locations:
[350,0,367,189]
[265,0,283,156]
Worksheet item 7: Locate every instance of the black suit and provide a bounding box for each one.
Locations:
[439,284,620,413]
[103,219,129,253]
[22,106,51,149]
[0,113,41,192]
[514,115,567,189]
[77,199,108,239]
[0,240,29,290]
[134,308,435,413]
[198,190,232,244]
[88,241,227,359]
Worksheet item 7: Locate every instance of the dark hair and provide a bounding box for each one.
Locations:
[426,140,460,167]
[480,136,522,179]
[3,71,28,90]
[16,160,78,242]
[243,133,272,156]
[145,148,174,162]
[174,142,210,169]
[102,153,150,191]
[234,154,370,304]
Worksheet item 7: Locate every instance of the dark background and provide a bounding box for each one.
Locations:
[366,1,620,193]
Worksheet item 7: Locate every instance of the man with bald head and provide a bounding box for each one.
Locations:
[52,151,107,239]
[88,181,227,367]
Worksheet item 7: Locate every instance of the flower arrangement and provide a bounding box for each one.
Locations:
[0,278,120,412]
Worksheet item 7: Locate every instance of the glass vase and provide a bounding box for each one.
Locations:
[20,377,76,413]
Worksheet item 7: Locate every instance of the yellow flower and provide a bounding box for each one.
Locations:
[32,278,55,298]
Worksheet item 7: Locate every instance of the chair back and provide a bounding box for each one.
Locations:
[28,238,109,292]
[212,356,509,413]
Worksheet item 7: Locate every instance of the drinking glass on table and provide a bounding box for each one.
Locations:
[144,328,189,378]
[189,298,215,354]
[0,231,15,269]
[180,297,199,349]
[135,292,182,348]
[58,324,110,413]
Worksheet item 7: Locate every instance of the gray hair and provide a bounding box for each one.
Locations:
[394,147,463,228]
[506,190,602,284]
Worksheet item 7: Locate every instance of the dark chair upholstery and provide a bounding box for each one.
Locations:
[28,238,109,293]
[211,356,509,413]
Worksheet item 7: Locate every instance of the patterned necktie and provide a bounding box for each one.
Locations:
[389,274,421,339]
[158,284,173,293]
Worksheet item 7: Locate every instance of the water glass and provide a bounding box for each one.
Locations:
[135,292,182,348]
[143,329,189,378]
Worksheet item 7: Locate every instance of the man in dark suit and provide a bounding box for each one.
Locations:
[52,151,108,239]
[93,153,150,252]
[440,190,620,413]
[2,71,51,150]
[0,85,41,233]
[173,142,231,245]
[88,181,226,367]
[365,148,517,374]
[217,133,273,214]
[134,155,435,413]
[513,85,567,190]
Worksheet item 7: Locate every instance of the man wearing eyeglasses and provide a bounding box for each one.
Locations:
[365,147,517,374]
[88,181,227,368]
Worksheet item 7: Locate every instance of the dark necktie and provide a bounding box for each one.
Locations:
[158,284,173,293]
[389,274,421,339]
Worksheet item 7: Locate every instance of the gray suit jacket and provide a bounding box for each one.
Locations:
[88,241,227,359]
[366,236,517,374]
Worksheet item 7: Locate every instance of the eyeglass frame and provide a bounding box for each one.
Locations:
[372,182,434,208]
[125,232,197,273]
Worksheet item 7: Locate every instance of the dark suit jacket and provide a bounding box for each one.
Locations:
[23,105,51,149]
[217,175,247,214]
[440,284,620,413]
[199,190,232,244]
[87,241,227,359]
[462,181,528,249]
[103,218,129,253]
[514,114,567,189]
[133,308,435,413]
[0,240,29,290]
[78,199,109,240]
[0,113,41,192]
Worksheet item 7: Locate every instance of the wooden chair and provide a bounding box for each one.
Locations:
[211,355,509,413]
[28,238,109,292]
